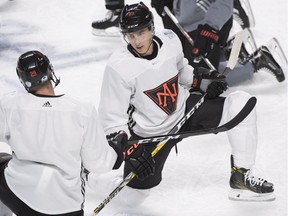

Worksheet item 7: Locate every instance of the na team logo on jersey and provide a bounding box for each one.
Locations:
[144,75,178,115]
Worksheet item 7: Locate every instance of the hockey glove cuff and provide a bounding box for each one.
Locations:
[124,144,155,181]
[192,24,219,58]
[107,130,128,169]
[192,67,226,90]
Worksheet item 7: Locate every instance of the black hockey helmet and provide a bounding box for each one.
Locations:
[16,50,59,91]
[119,1,154,34]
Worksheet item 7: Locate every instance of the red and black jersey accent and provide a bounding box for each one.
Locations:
[144,74,178,115]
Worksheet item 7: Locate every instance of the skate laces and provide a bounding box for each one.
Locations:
[244,169,266,187]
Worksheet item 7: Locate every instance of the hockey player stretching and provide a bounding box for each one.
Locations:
[97,1,275,209]
[169,0,285,85]
[0,51,147,215]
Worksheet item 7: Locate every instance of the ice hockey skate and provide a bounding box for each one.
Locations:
[233,0,255,29]
[91,9,122,37]
[267,37,288,75]
[250,44,286,82]
[229,155,275,201]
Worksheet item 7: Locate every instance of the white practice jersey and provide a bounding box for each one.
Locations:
[99,29,194,137]
[0,91,117,214]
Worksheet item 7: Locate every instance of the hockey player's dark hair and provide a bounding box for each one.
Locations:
[119,1,154,34]
[16,50,60,92]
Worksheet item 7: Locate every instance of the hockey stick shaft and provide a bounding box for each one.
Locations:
[92,94,206,214]
[128,96,256,145]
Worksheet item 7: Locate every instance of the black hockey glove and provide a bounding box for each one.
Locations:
[124,143,155,181]
[206,81,228,99]
[192,24,219,58]
[191,67,227,99]
[107,130,128,169]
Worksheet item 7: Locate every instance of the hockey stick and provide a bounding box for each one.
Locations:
[163,6,247,76]
[128,96,256,145]
[91,96,256,215]
[92,93,206,215]
[223,29,248,75]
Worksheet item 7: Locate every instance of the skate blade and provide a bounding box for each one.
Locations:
[267,37,288,75]
[228,189,276,201]
[245,28,257,51]
[91,28,120,37]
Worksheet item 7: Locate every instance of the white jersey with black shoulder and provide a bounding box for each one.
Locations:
[0,91,117,214]
[99,29,194,137]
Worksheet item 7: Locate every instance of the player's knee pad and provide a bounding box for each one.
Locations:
[222,91,257,168]
[221,90,256,125]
